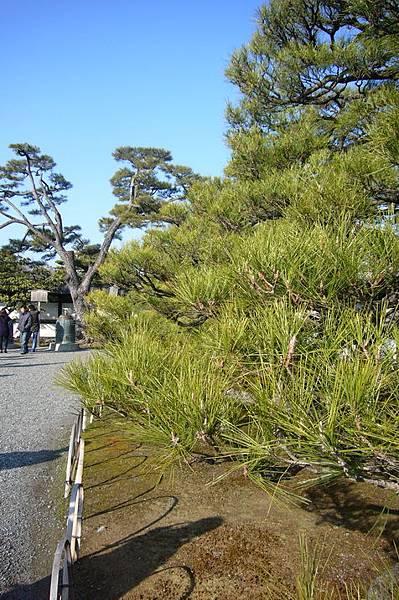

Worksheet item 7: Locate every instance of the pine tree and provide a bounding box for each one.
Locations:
[62,1,399,497]
[0,144,196,320]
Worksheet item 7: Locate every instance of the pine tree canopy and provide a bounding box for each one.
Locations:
[101,146,201,230]
[225,0,399,130]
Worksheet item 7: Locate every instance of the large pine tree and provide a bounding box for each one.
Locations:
[62,1,399,497]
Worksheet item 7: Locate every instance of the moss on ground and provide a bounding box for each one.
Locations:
[74,415,399,599]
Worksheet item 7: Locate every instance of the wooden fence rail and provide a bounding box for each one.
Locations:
[49,408,88,600]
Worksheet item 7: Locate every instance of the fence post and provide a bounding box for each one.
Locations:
[82,409,87,432]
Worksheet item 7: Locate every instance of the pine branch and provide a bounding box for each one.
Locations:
[40,175,64,239]
[0,218,19,230]
[25,154,61,246]
[1,198,54,246]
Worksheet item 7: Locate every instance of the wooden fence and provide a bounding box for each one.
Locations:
[49,408,87,600]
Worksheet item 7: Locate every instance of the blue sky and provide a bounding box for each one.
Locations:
[0,0,261,247]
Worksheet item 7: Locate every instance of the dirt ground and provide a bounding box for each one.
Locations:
[73,416,399,600]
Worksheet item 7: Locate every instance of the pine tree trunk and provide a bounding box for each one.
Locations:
[61,250,87,323]
[69,287,86,323]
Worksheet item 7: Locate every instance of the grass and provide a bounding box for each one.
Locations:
[263,533,399,600]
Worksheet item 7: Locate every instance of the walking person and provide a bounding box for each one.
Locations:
[28,304,40,352]
[18,306,32,355]
[0,308,11,353]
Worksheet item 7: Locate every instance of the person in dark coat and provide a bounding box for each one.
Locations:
[18,306,32,355]
[8,316,14,342]
[28,304,40,352]
[0,308,11,353]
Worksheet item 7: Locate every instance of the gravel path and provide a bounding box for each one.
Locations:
[0,347,87,600]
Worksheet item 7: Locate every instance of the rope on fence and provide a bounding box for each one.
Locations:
[50,407,89,600]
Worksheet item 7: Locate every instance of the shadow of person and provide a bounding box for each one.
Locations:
[0,448,68,471]
[73,516,223,599]
[0,361,64,369]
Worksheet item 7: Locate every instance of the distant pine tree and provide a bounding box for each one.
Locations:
[0,250,52,306]
[0,144,196,320]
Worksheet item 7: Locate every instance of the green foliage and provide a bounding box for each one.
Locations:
[231,219,399,307]
[190,177,284,228]
[63,216,399,493]
[0,249,54,306]
[226,90,399,223]
[225,0,399,221]
[225,0,399,129]
[221,308,399,488]
[83,289,138,344]
[226,111,328,179]
[60,312,243,466]
[103,146,200,230]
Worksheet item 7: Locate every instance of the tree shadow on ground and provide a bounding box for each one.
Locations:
[74,516,223,600]
[5,517,222,600]
[85,446,141,468]
[85,454,148,490]
[84,429,130,445]
[305,480,399,550]
[0,447,68,470]
[87,491,178,521]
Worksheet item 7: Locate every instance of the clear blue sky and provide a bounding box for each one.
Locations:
[0,0,261,246]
